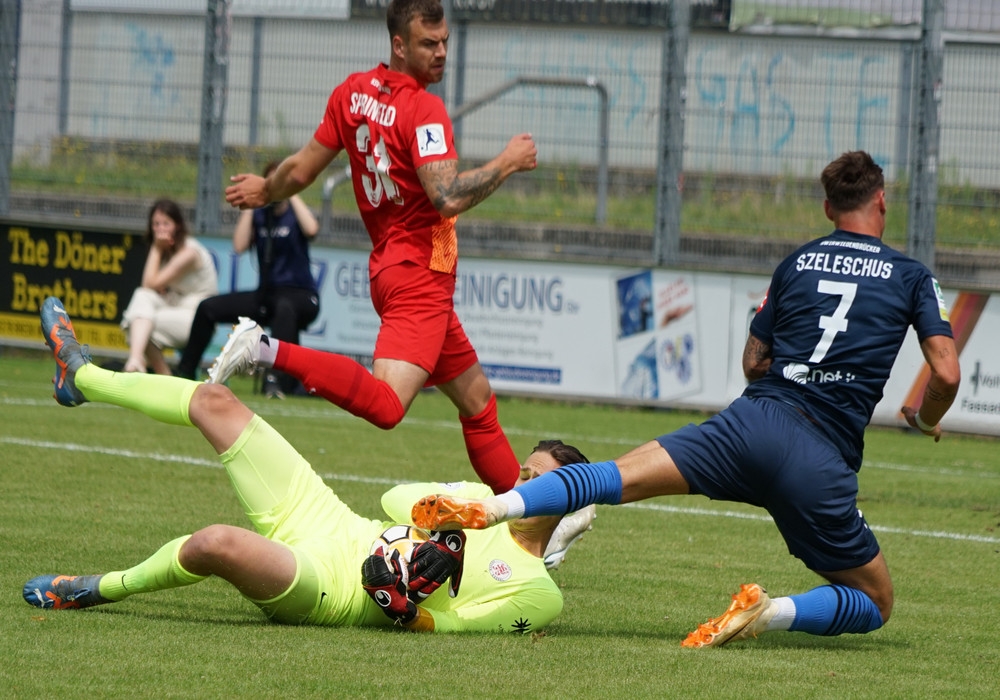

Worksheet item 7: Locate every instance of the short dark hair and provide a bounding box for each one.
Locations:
[386,0,443,40]
[532,439,588,467]
[821,151,884,216]
[144,198,189,249]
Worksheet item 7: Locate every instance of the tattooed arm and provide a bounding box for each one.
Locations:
[900,334,960,441]
[417,134,537,218]
[742,333,773,383]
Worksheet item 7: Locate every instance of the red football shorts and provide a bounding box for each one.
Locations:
[370,261,478,386]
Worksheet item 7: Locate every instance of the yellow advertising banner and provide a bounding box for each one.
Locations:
[2,220,145,351]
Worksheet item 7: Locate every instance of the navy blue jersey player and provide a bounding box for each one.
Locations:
[743,215,953,471]
[410,151,961,648]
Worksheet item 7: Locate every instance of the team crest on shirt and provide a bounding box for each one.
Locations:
[417,123,448,157]
[489,559,512,581]
[932,278,950,321]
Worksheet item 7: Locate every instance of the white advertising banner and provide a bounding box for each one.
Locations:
[875,291,1000,435]
[613,270,702,402]
[201,241,378,357]
[725,276,771,402]
[454,258,619,397]
[949,295,1000,431]
[205,239,1000,438]
[305,249,380,355]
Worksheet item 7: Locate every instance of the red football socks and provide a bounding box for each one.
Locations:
[460,394,520,494]
[275,343,405,429]
[276,344,519,493]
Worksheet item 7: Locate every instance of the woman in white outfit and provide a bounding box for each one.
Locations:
[121,199,218,374]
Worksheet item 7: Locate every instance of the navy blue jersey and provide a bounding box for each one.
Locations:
[744,230,953,470]
[252,205,317,293]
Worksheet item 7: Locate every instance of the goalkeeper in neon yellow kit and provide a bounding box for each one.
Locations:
[23,297,585,634]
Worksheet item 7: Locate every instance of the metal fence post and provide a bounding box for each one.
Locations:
[0,0,20,217]
[249,15,263,152]
[57,0,72,136]
[653,0,689,266]
[894,42,914,181]
[907,0,944,270]
[320,165,352,238]
[452,18,468,145]
[196,0,231,237]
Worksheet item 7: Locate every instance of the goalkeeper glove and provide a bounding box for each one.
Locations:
[361,550,417,624]
[407,530,466,600]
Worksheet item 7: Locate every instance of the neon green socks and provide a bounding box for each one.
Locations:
[76,364,197,426]
[98,536,206,601]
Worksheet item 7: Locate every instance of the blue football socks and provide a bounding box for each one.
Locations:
[516,460,623,517]
[789,584,884,635]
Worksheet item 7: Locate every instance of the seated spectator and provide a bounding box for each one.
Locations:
[175,161,319,397]
[120,199,218,375]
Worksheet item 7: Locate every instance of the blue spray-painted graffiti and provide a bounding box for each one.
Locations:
[766,54,794,153]
[857,55,889,160]
[125,23,176,102]
[470,31,899,175]
[693,45,891,166]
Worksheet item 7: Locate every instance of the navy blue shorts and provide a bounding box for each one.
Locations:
[657,396,880,572]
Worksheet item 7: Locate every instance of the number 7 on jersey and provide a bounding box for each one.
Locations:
[808,280,857,363]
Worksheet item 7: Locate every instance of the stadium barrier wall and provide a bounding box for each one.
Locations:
[14,13,1000,189]
[4,221,999,437]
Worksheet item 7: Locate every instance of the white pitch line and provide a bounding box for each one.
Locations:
[3,434,998,545]
[9,396,998,480]
[0,435,404,486]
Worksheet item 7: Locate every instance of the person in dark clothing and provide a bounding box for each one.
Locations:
[175,161,320,397]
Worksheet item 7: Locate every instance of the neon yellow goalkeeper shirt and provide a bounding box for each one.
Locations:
[381,481,563,634]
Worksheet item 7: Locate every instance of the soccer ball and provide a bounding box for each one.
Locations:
[369,524,431,586]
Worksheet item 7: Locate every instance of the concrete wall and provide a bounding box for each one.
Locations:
[13,6,1000,186]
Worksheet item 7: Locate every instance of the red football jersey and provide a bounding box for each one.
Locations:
[314,64,458,277]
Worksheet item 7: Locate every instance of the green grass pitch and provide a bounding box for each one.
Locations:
[2,353,998,698]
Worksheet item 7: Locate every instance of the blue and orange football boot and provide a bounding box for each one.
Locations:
[22,574,110,610]
[39,296,89,407]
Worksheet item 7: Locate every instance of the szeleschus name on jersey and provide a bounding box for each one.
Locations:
[795,251,892,279]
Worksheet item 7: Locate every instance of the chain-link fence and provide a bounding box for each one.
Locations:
[3,0,1000,285]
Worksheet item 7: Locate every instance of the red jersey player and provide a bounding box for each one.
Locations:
[221,0,538,497]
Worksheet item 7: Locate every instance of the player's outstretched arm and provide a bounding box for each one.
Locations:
[417,133,537,218]
[901,334,960,442]
[422,583,563,634]
[226,139,339,210]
